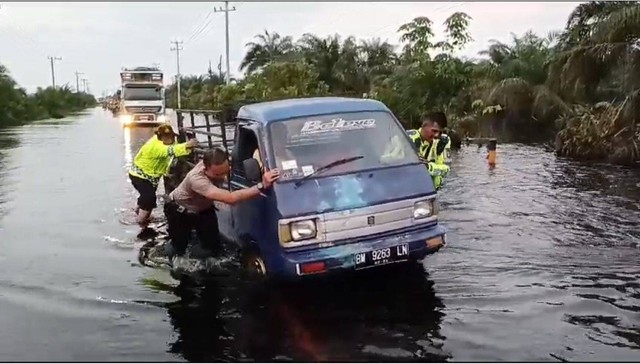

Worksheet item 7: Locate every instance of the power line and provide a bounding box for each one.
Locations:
[183,6,214,44]
[186,9,215,44]
[170,39,184,109]
[214,1,236,85]
[189,15,218,45]
[300,7,352,35]
[47,56,62,88]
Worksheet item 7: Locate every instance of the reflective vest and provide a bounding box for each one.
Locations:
[129,136,191,185]
[407,128,450,190]
[441,132,452,164]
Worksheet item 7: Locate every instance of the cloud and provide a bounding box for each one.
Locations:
[0,2,581,95]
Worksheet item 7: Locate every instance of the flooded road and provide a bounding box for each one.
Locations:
[0,108,638,361]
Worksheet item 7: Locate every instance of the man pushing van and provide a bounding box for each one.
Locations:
[164,148,280,260]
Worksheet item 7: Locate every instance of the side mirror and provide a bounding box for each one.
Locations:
[243,158,262,184]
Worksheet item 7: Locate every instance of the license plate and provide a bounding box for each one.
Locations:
[354,244,409,270]
[139,116,149,121]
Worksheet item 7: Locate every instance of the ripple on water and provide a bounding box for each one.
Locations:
[1,121,640,361]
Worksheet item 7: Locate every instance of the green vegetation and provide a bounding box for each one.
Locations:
[0,64,96,127]
[166,1,640,166]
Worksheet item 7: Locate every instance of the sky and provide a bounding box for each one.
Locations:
[0,1,581,96]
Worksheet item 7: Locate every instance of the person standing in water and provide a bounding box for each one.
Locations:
[129,123,198,239]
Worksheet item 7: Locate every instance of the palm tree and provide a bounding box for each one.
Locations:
[297,33,344,91]
[359,38,398,86]
[549,1,640,102]
[556,1,636,48]
[239,30,295,74]
[470,31,571,136]
[478,31,556,85]
[550,1,640,164]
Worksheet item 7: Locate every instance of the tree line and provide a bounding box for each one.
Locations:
[0,64,97,127]
[167,1,639,166]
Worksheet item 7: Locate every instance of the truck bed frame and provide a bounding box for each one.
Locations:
[166,107,239,193]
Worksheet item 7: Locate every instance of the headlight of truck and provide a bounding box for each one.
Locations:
[119,114,132,125]
[279,219,317,243]
[413,200,434,219]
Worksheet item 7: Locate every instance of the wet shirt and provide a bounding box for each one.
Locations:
[169,161,220,213]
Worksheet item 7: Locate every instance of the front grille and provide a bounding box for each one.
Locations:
[125,106,161,114]
[321,197,436,243]
[133,114,156,121]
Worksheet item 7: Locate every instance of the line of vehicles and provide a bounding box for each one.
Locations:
[102,66,168,126]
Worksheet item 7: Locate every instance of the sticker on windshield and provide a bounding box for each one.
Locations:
[300,118,376,135]
[281,159,298,170]
[301,165,314,176]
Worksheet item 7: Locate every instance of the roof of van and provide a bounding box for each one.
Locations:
[236,97,390,124]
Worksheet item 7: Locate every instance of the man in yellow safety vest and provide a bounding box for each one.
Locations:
[428,111,452,164]
[406,113,451,190]
[129,123,198,238]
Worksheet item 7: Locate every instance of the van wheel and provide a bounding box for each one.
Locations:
[241,249,267,279]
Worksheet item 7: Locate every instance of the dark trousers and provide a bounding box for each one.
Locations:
[129,174,158,211]
[164,201,221,256]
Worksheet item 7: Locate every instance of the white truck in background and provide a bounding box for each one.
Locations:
[118,67,167,126]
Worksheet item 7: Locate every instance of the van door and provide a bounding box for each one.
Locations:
[229,124,268,249]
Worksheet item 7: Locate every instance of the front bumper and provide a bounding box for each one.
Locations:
[273,224,446,278]
[121,114,166,126]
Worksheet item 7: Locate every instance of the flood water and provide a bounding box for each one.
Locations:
[0,108,638,361]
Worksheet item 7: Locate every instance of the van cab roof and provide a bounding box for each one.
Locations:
[236,97,390,125]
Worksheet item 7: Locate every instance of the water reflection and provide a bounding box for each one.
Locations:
[122,126,154,169]
[145,265,448,362]
[123,127,133,166]
[0,130,20,223]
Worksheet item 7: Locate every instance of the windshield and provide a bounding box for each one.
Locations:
[123,86,162,101]
[268,111,419,181]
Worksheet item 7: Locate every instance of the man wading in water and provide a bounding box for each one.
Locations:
[164,148,280,260]
[129,124,198,239]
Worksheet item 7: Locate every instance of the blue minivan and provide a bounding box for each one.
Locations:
[175,97,446,279]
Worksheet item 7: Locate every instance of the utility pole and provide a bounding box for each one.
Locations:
[47,56,62,88]
[214,1,236,85]
[75,71,83,93]
[81,78,89,93]
[170,39,184,109]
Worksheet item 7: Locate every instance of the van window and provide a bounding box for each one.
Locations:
[232,126,260,178]
[267,111,419,181]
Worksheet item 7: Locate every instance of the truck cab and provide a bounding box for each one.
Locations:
[174,97,446,280]
[118,67,167,126]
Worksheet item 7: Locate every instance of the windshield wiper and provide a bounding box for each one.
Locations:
[294,155,364,187]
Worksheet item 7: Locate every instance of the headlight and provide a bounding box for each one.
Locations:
[413,200,434,219]
[119,114,133,125]
[291,220,317,241]
[279,219,318,243]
